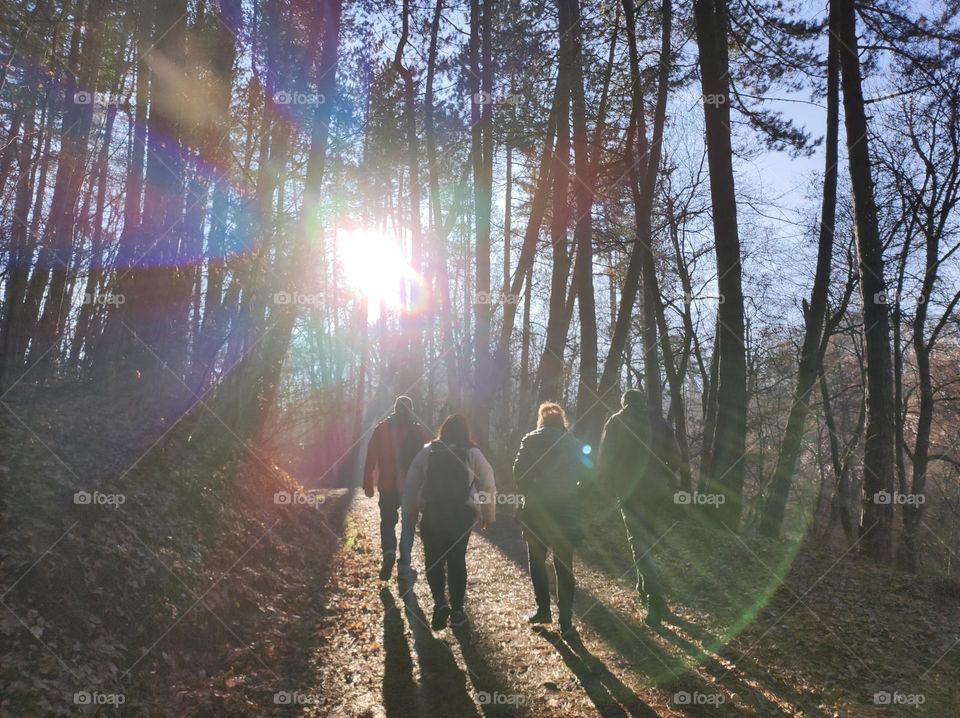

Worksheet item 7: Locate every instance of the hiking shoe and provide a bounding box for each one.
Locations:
[450,609,469,628]
[527,608,552,624]
[431,603,451,630]
[559,617,576,635]
[379,553,396,581]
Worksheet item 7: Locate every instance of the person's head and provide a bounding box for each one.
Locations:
[537,401,568,430]
[394,395,414,419]
[437,413,473,447]
[621,389,645,410]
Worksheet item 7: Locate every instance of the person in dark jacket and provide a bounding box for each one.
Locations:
[598,389,680,627]
[513,402,589,634]
[403,414,496,630]
[363,396,432,581]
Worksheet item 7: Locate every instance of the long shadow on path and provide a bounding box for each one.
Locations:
[381,587,420,717]
[478,515,805,716]
[382,582,481,717]
[534,627,658,718]
[452,619,528,717]
[576,505,826,713]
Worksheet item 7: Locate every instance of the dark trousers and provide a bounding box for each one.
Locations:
[379,492,401,556]
[620,507,665,602]
[421,521,471,610]
[526,530,575,622]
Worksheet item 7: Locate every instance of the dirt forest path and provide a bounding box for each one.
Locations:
[304,490,800,718]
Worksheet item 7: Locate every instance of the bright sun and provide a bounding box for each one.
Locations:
[338,227,421,312]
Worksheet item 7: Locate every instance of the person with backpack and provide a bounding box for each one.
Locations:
[363,396,433,581]
[513,402,589,634]
[597,389,681,627]
[402,414,496,630]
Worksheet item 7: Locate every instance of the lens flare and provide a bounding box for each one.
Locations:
[338,227,427,315]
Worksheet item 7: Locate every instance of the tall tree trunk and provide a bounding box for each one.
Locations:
[471,0,494,445]
[694,0,748,529]
[699,324,720,490]
[497,144,514,434]
[568,0,597,431]
[834,0,896,563]
[759,8,840,537]
[492,85,558,392]
[519,262,533,426]
[896,137,960,570]
[394,0,426,400]
[27,86,54,263]
[537,0,573,404]
[504,145,512,296]
[898,289,933,571]
[0,108,22,197]
[93,1,151,379]
[190,0,241,391]
[0,69,39,388]
[69,99,119,374]
[30,1,107,377]
[424,0,461,408]
[820,359,864,549]
[597,0,671,423]
[209,0,341,435]
[117,0,189,377]
[20,59,67,349]
[638,0,676,419]
[617,0,687,475]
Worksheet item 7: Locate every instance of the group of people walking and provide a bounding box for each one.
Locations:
[362,390,680,633]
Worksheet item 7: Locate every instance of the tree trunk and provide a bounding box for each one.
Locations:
[567,0,598,431]
[394,0,426,401]
[470,0,494,445]
[208,0,341,435]
[597,0,671,422]
[492,85,558,391]
[519,262,533,426]
[424,0,461,408]
[20,63,66,350]
[694,0,748,529]
[92,1,151,379]
[896,153,960,570]
[30,2,107,377]
[820,360,863,549]
[537,0,573,404]
[118,0,189,375]
[69,99,118,374]
[0,69,39,388]
[504,145,512,296]
[190,0,240,389]
[834,0,896,563]
[759,8,840,537]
